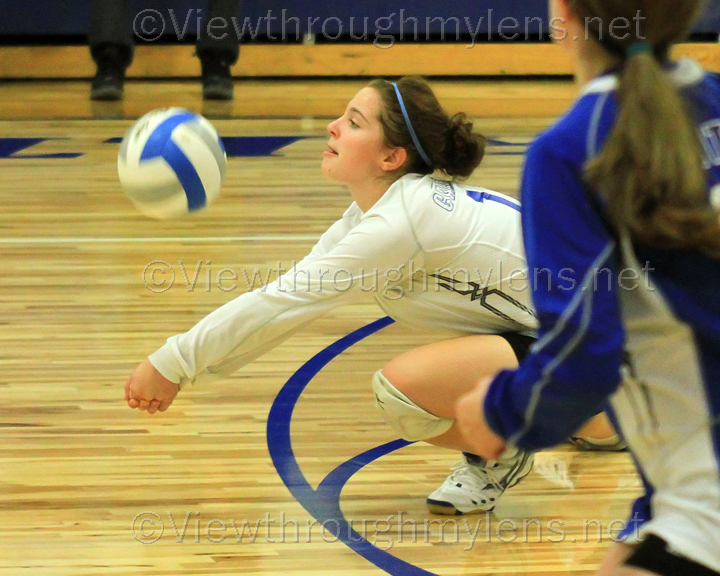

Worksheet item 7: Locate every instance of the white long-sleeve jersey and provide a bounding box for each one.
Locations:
[150,173,537,387]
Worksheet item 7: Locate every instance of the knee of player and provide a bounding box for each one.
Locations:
[371,369,453,442]
[379,357,413,396]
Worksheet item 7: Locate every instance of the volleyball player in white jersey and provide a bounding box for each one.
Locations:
[456,0,720,573]
[124,76,616,515]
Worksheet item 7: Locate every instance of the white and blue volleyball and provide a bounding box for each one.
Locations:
[118,108,226,219]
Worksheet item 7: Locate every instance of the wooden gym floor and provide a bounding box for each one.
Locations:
[0,78,640,576]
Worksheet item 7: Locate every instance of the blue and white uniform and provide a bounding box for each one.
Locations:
[150,174,536,388]
[484,59,720,570]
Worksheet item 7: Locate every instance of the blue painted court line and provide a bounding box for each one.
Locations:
[0,135,527,160]
[487,138,529,147]
[266,316,444,576]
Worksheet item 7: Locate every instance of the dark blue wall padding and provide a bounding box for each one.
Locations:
[1,1,718,37]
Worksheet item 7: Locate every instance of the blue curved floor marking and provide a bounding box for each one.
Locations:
[267,317,443,576]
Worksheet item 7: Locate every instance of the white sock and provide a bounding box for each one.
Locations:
[581,434,620,446]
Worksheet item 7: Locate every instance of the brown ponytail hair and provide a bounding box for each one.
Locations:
[369,76,486,180]
[571,0,720,256]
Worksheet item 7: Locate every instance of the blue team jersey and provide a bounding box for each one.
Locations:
[483,59,720,570]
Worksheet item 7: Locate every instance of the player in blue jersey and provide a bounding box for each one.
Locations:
[456,0,720,574]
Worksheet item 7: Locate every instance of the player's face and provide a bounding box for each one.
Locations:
[321,87,395,185]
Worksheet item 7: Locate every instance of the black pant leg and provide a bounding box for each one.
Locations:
[197,0,243,64]
[89,0,133,66]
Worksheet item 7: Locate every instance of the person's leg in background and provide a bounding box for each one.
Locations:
[89,0,133,100]
[197,0,243,100]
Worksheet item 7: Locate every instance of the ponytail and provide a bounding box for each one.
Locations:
[572,0,720,255]
[442,112,486,179]
[585,53,720,255]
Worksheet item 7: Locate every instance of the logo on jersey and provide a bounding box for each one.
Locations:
[432,180,456,212]
[430,274,536,326]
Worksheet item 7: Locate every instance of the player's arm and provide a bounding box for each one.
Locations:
[480,134,626,451]
[125,217,357,411]
[127,208,419,410]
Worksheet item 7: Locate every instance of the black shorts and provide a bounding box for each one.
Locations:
[626,534,720,576]
[498,332,536,362]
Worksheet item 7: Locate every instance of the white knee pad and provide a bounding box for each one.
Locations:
[372,370,454,442]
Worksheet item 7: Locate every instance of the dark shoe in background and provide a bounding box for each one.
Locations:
[90,44,127,101]
[200,53,234,100]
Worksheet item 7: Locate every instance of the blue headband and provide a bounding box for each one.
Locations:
[391,82,433,168]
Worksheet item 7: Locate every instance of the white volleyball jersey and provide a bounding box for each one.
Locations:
[150,173,537,387]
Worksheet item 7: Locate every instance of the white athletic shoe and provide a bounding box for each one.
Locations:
[426,450,535,515]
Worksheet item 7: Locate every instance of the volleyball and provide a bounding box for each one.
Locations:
[118,108,227,219]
